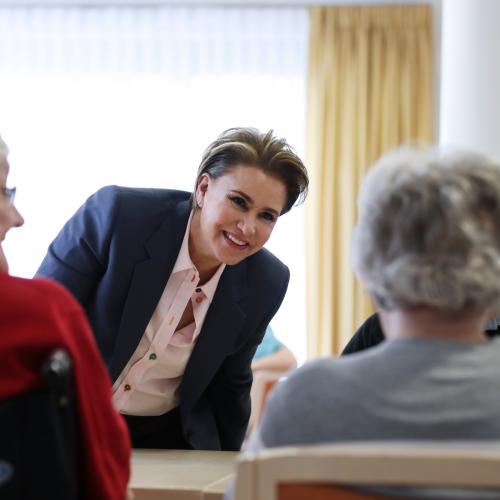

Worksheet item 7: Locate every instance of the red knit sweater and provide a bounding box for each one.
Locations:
[0,272,130,499]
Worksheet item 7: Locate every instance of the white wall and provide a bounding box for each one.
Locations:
[0,5,309,362]
[440,0,500,159]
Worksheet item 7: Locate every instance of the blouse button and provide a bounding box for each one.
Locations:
[124,384,131,391]
[149,353,157,360]
[195,287,202,293]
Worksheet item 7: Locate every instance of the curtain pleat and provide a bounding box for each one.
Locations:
[306,5,434,356]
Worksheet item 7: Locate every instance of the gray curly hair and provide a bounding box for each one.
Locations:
[351,146,500,312]
[0,134,8,159]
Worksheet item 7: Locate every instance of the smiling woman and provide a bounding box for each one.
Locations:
[36,127,308,452]
[189,128,307,280]
[191,166,287,274]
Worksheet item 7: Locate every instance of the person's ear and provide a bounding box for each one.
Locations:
[196,173,210,208]
[486,307,497,323]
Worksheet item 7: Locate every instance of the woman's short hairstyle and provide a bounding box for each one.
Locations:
[351,145,500,312]
[192,127,308,214]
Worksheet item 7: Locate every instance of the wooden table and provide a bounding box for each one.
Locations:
[131,449,238,500]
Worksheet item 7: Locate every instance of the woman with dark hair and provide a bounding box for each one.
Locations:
[37,127,308,451]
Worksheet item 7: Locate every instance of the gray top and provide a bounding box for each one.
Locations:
[227,337,500,499]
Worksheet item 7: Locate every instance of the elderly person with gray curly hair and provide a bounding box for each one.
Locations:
[342,150,500,354]
[227,146,500,500]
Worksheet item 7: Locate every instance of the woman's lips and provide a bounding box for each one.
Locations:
[223,230,249,250]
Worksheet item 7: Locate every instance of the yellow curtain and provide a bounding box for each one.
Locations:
[306,5,434,357]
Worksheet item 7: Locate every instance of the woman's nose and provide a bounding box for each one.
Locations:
[237,216,256,236]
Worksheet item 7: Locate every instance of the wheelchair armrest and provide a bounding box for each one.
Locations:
[41,349,73,407]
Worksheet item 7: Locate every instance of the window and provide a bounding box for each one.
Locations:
[0,6,308,362]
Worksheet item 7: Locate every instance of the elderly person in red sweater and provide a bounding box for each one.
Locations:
[0,133,131,499]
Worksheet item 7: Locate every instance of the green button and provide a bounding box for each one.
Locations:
[149,353,157,360]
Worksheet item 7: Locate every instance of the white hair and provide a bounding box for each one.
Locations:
[0,134,9,159]
[351,146,500,312]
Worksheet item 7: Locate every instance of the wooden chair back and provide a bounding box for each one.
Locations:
[234,442,500,500]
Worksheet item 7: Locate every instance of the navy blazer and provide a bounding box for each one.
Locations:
[36,186,289,451]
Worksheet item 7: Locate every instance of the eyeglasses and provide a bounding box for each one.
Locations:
[2,186,16,206]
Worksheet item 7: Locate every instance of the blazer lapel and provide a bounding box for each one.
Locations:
[180,261,249,412]
[109,200,191,381]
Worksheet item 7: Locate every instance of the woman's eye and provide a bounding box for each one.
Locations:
[260,212,276,223]
[230,196,247,208]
